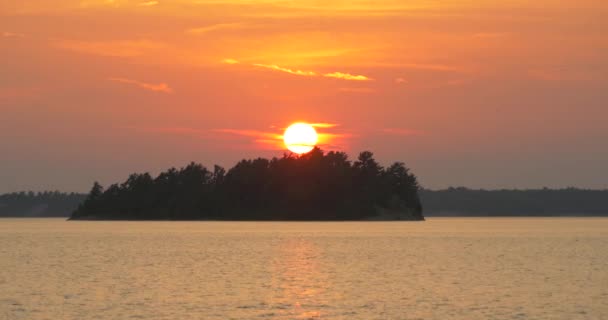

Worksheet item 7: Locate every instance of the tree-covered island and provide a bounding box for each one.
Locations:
[70,148,424,220]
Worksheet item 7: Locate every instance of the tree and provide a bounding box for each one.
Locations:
[70,149,424,221]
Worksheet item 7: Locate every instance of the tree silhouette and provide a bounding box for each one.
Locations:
[0,191,86,217]
[70,148,424,220]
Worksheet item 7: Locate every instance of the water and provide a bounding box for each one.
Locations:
[0,218,607,320]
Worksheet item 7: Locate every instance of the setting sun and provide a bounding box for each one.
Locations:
[283,123,318,154]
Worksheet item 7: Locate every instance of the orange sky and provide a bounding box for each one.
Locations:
[1,0,607,192]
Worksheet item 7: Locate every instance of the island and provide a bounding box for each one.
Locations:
[70,148,425,221]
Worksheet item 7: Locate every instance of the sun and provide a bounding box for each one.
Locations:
[283,123,318,154]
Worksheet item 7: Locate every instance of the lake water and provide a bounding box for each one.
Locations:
[0,218,607,320]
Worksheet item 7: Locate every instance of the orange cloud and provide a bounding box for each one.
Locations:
[235,63,372,82]
[127,123,351,152]
[324,72,372,81]
[213,129,285,150]
[213,124,349,151]
[310,123,339,128]
[316,132,353,150]
[221,58,239,64]
[212,129,283,140]
[187,23,245,35]
[138,1,158,6]
[108,77,174,93]
[253,64,317,76]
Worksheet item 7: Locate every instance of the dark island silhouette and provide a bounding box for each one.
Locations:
[70,148,425,221]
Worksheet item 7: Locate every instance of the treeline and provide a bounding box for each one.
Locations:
[70,148,424,220]
[0,191,86,217]
[420,187,608,216]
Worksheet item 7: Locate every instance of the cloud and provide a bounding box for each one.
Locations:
[138,1,158,6]
[232,62,372,81]
[187,23,245,35]
[79,0,119,8]
[128,126,278,142]
[54,40,165,57]
[212,129,282,140]
[253,64,317,77]
[316,132,352,150]
[310,123,339,128]
[221,58,239,64]
[395,77,407,84]
[213,129,285,150]
[131,127,279,143]
[108,77,174,93]
[324,72,372,81]
[129,124,349,152]
[381,128,424,136]
[213,124,348,151]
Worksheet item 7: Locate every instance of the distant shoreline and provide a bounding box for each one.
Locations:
[2,216,607,221]
[3,187,608,218]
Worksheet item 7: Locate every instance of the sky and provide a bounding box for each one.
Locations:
[1,0,607,193]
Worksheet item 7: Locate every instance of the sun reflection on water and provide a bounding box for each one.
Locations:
[268,239,328,319]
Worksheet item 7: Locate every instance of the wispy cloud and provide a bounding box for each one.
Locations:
[213,124,348,151]
[253,64,317,76]
[212,129,282,140]
[55,40,165,57]
[187,23,244,35]
[138,1,158,6]
[213,129,285,150]
[222,58,239,64]
[317,132,352,150]
[79,0,119,8]
[230,62,372,81]
[394,77,407,84]
[108,77,174,93]
[324,72,371,81]
[128,123,350,151]
[310,123,339,128]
